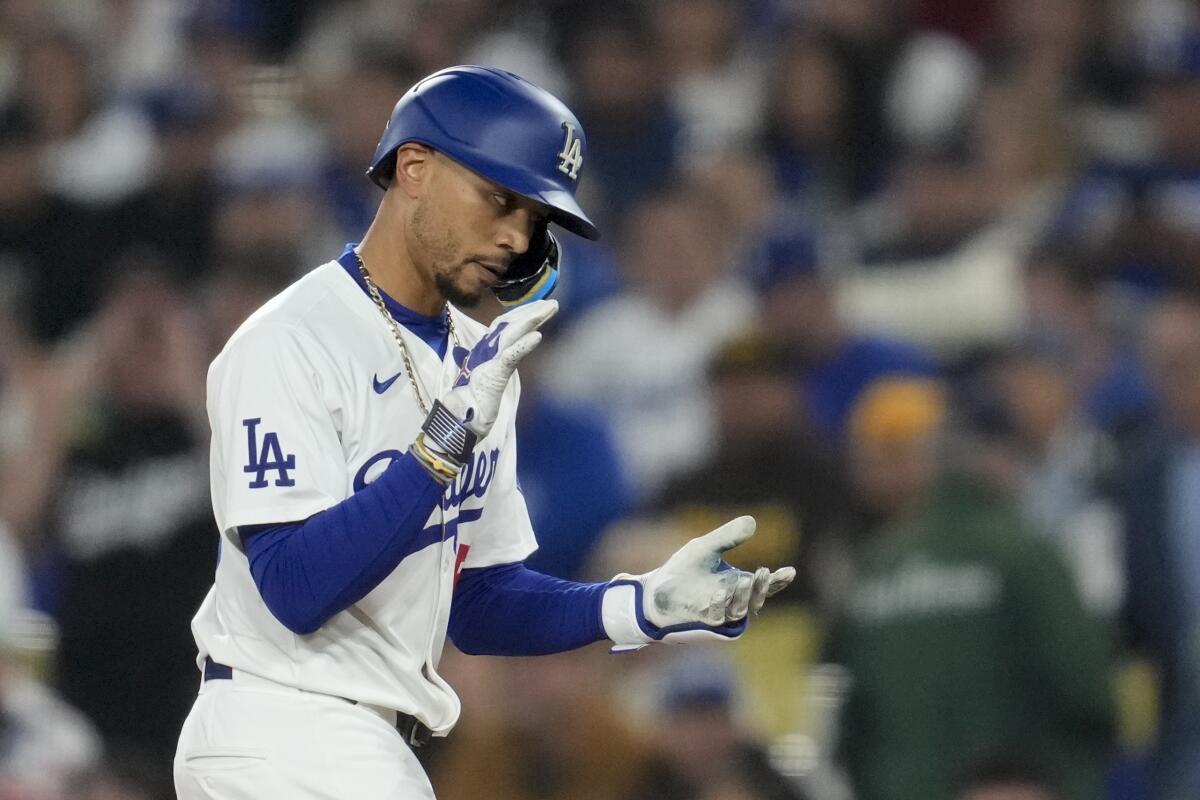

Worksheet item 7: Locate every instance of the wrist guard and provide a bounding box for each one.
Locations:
[410,399,478,485]
[601,579,747,653]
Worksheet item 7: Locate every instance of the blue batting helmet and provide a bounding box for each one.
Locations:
[367,65,599,241]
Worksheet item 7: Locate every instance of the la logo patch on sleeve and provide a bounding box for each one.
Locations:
[242,418,297,488]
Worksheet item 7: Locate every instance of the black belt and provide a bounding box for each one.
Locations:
[392,711,433,748]
[203,658,432,747]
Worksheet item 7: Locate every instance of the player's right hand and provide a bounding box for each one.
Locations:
[639,516,794,628]
[411,300,557,482]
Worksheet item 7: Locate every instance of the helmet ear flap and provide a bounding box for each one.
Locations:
[492,223,560,307]
[366,150,397,189]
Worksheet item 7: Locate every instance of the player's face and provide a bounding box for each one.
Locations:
[410,153,546,308]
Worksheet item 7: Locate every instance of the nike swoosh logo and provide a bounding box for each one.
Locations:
[373,371,403,394]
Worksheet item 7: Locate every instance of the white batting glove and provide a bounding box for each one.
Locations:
[411,300,557,483]
[602,516,796,652]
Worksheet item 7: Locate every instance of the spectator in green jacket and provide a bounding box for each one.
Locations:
[827,377,1115,800]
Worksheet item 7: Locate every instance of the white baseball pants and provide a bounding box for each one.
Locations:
[174,671,435,799]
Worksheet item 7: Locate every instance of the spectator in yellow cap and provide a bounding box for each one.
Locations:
[847,377,947,523]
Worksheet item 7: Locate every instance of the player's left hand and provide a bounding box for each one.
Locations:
[601,516,795,652]
[443,298,557,438]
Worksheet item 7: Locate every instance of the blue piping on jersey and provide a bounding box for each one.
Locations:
[337,243,450,358]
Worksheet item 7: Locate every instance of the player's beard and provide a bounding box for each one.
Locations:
[434,264,482,308]
[412,199,484,308]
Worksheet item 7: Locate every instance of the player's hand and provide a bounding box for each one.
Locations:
[601,516,795,651]
[411,300,557,483]
[640,516,794,627]
[443,298,557,436]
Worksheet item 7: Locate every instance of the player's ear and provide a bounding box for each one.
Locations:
[392,143,433,199]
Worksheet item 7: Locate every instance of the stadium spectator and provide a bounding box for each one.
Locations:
[809,377,946,612]
[634,651,809,800]
[828,377,1114,800]
[429,647,662,800]
[117,85,223,283]
[0,301,91,553]
[988,0,1125,108]
[46,259,213,789]
[655,331,848,601]
[313,41,420,243]
[807,0,908,198]
[514,365,632,580]
[0,649,101,800]
[1050,28,1200,292]
[650,0,765,164]
[983,341,1125,618]
[1019,244,1154,437]
[200,249,300,355]
[0,101,128,343]
[1119,292,1200,800]
[687,152,778,259]
[16,27,155,205]
[856,144,994,265]
[179,9,258,128]
[562,8,683,234]
[754,231,936,440]
[0,525,100,799]
[971,80,1075,217]
[760,33,860,212]
[211,114,330,262]
[543,188,755,498]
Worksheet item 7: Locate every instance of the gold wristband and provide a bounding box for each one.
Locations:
[412,434,461,484]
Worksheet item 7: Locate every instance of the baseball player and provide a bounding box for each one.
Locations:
[173,65,795,799]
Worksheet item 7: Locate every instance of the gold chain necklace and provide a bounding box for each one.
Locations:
[353,248,457,416]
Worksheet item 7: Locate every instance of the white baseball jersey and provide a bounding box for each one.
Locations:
[189,250,537,734]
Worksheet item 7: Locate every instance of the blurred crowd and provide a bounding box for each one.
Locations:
[2,0,1200,798]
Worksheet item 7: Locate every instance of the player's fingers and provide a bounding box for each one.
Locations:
[530,298,558,326]
[765,567,797,598]
[726,571,755,621]
[498,298,558,337]
[691,515,756,555]
[499,331,543,370]
[748,566,771,615]
[705,587,728,626]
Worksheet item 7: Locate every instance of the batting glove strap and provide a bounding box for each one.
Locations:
[421,399,478,466]
[601,579,747,653]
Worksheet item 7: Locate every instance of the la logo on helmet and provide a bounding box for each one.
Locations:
[557,122,583,180]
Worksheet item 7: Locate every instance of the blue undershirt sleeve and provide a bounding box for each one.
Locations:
[448,562,608,656]
[239,451,445,635]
